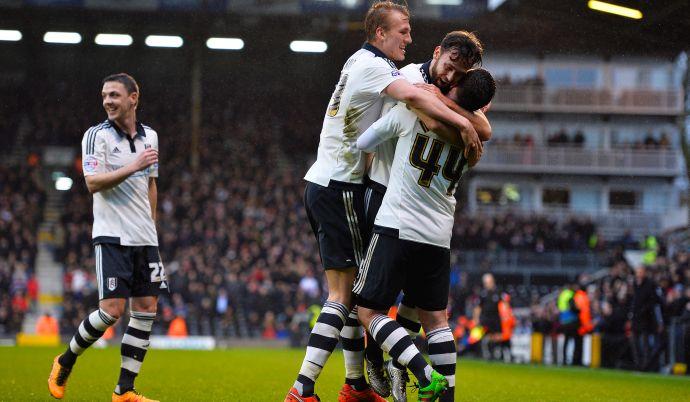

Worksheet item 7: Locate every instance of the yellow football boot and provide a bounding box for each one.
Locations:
[112,390,159,402]
[48,355,72,399]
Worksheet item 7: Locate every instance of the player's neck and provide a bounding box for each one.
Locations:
[111,115,137,138]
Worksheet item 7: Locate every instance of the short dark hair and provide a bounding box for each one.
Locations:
[454,68,496,112]
[364,1,410,42]
[440,31,483,68]
[102,73,139,95]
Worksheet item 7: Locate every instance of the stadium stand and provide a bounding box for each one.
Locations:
[0,163,45,335]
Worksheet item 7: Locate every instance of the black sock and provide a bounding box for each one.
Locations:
[58,348,78,368]
[365,330,384,367]
[345,376,370,391]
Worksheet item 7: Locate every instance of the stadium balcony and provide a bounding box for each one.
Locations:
[456,250,603,276]
[474,204,662,241]
[475,144,680,177]
[491,85,682,116]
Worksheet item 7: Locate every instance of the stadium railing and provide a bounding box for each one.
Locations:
[474,205,662,241]
[492,86,682,115]
[456,250,603,274]
[475,144,680,177]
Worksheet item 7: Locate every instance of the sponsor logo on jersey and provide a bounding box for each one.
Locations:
[391,70,401,77]
[108,277,117,291]
[83,156,99,173]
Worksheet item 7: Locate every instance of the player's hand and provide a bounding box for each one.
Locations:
[132,148,158,172]
[466,141,483,168]
[460,124,483,167]
[481,101,492,114]
[414,83,443,99]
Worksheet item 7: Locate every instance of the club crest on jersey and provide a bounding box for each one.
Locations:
[145,144,151,149]
[107,277,117,291]
[83,156,99,173]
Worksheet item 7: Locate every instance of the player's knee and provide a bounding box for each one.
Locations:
[130,297,158,314]
[418,309,448,332]
[99,300,126,320]
[326,291,352,307]
[357,307,376,328]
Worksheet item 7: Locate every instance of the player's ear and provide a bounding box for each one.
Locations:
[433,46,441,61]
[131,91,139,109]
[376,26,385,41]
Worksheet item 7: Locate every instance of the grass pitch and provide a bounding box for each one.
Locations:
[2,346,689,401]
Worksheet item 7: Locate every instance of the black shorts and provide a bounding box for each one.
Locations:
[304,181,366,270]
[94,243,169,300]
[353,229,450,312]
[363,182,385,247]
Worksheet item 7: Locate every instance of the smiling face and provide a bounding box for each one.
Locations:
[377,10,412,62]
[101,81,137,122]
[430,46,471,91]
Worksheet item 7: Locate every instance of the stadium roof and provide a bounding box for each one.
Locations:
[473,0,690,58]
[1,1,688,59]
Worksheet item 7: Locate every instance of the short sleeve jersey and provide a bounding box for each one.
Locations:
[81,120,159,246]
[304,43,405,187]
[367,61,432,189]
[366,104,469,248]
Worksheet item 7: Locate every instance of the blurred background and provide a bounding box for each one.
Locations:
[0,0,688,375]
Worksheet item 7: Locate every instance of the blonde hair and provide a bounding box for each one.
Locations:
[364,1,410,42]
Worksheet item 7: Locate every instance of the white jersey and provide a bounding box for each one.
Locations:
[359,104,469,248]
[304,43,404,187]
[368,61,432,190]
[81,120,159,246]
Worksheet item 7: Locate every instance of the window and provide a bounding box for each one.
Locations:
[575,68,597,87]
[609,190,637,209]
[542,188,570,206]
[545,68,573,88]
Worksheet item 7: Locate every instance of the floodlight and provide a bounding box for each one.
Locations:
[145,35,183,48]
[0,30,22,42]
[95,34,133,47]
[290,41,328,53]
[588,1,642,19]
[43,31,82,44]
[206,37,244,50]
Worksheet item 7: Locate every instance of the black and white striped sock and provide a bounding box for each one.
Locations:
[340,306,368,390]
[393,301,422,369]
[293,301,349,397]
[427,327,456,402]
[368,315,432,388]
[115,311,155,395]
[59,309,117,368]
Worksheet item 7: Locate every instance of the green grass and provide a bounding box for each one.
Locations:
[2,346,689,401]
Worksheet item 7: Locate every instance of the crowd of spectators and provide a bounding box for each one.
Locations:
[531,247,690,371]
[612,132,671,150]
[0,164,44,335]
[5,79,685,362]
[490,129,674,150]
[452,213,596,253]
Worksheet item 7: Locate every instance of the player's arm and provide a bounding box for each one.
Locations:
[415,82,492,141]
[85,149,158,194]
[364,152,375,171]
[412,110,482,167]
[356,107,404,152]
[148,177,157,222]
[383,79,482,156]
